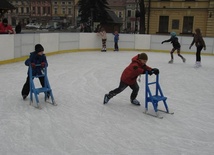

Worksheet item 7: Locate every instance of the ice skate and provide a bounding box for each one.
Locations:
[182,58,186,63]
[131,99,141,106]
[22,95,27,100]
[103,94,110,104]
[194,61,201,68]
[168,59,173,64]
[101,48,105,52]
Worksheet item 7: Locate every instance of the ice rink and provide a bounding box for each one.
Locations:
[0,51,214,155]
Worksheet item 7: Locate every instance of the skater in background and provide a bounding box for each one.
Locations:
[0,18,14,34]
[21,44,49,100]
[161,32,186,64]
[113,30,119,51]
[189,28,206,68]
[103,53,159,106]
[97,27,107,52]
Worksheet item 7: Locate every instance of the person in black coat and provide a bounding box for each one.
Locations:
[162,32,186,64]
[21,44,48,100]
[15,22,22,34]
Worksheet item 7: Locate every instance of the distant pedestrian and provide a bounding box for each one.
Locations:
[0,18,14,34]
[189,28,206,68]
[161,32,186,64]
[15,22,22,34]
[113,30,119,51]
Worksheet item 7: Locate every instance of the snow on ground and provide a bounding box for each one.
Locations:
[0,51,214,155]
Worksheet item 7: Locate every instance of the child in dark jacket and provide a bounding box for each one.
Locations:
[103,53,159,106]
[21,44,48,100]
[162,32,186,64]
[113,30,119,51]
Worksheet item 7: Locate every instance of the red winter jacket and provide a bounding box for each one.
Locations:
[121,55,152,85]
[0,22,14,34]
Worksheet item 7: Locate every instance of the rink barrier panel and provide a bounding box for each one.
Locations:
[0,33,214,65]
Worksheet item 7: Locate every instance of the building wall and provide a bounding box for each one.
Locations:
[147,0,214,36]
[107,0,126,31]
[51,0,75,25]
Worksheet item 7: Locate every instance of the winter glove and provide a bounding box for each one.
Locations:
[152,68,159,75]
[147,70,153,75]
[41,62,46,68]
[31,63,36,68]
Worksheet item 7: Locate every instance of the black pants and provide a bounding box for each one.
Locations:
[114,42,119,50]
[21,76,45,97]
[196,45,203,62]
[170,47,184,60]
[102,39,106,49]
[108,81,139,101]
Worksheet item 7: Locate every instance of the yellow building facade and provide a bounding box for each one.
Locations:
[146,0,214,37]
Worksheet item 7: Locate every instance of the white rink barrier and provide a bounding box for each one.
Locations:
[0,33,214,62]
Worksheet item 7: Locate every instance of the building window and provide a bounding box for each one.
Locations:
[43,7,46,14]
[158,16,169,33]
[26,7,29,13]
[127,10,131,17]
[62,2,66,5]
[68,8,72,15]
[48,7,50,14]
[119,12,122,18]
[185,0,195,1]
[54,8,57,14]
[54,2,57,5]
[38,7,41,14]
[172,19,179,29]
[182,16,194,33]
[33,7,35,14]
[62,8,66,14]
[21,7,24,14]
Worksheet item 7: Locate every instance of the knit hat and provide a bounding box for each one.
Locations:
[35,44,44,53]
[2,18,8,23]
[138,53,148,60]
[170,32,176,37]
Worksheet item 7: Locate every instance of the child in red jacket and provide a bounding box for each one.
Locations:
[103,53,159,106]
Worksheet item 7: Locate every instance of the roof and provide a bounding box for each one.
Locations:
[106,10,123,24]
[107,0,126,7]
[0,0,16,10]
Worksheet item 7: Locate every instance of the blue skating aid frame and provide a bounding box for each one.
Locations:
[29,64,57,109]
[144,71,174,119]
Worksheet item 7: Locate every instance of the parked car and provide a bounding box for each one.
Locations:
[25,23,41,29]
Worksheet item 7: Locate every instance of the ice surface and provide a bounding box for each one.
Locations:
[0,51,214,155]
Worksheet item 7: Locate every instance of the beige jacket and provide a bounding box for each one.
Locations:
[98,31,107,39]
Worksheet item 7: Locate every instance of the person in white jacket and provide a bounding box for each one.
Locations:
[97,28,107,52]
